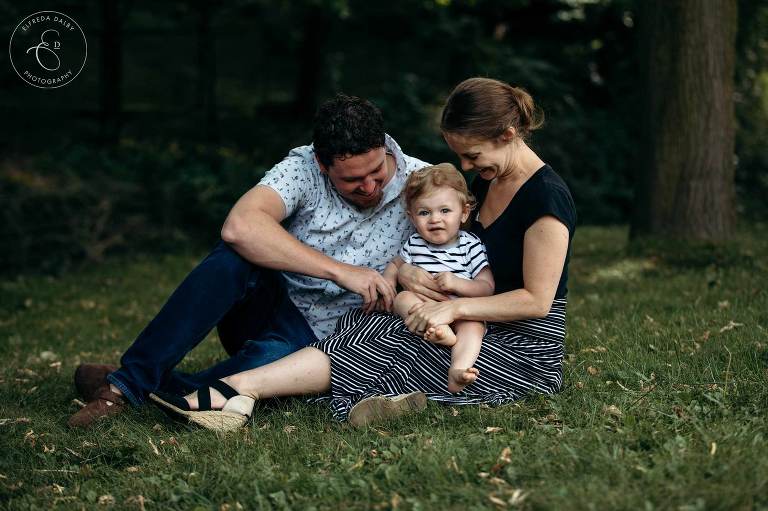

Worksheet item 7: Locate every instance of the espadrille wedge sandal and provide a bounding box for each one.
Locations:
[150,380,255,432]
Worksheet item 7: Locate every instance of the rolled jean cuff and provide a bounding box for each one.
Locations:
[106,372,143,407]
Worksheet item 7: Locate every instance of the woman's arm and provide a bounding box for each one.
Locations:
[404,216,569,332]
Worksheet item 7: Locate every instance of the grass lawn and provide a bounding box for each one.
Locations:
[1,226,767,510]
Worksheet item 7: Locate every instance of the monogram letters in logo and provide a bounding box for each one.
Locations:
[9,11,87,89]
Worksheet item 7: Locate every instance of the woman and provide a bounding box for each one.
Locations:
[151,77,576,430]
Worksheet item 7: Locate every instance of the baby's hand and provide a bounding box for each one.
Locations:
[434,272,458,293]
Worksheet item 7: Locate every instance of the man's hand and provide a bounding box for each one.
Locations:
[433,272,460,295]
[333,263,396,314]
[373,272,399,313]
[397,264,450,302]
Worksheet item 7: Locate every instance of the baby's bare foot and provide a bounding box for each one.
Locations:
[447,367,479,393]
[424,324,457,346]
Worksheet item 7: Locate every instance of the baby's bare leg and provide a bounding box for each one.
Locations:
[393,290,424,319]
[447,320,485,393]
[395,291,457,345]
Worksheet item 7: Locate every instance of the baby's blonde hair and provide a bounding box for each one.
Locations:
[404,163,476,211]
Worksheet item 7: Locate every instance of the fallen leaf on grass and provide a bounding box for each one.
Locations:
[603,405,623,417]
[615,381,631,391]
[575,381,584,389]
[509,489,528,506]
[0,417,31,426]
[125,495,147,511]
[710,442,717,456]
[98,494,115,505]
[490,447,512,473]
[719,321,744,333]
[580,346,607,354]
[488,494,508,507]
[161,437,179,447]
[485,427,503,434]
[147,437,160,456]
[79,300,96,310]
[587,366,600,376]
[718,300,730,309]
[23,430,37,446]
[451,407,459,416]
[390,493,402,509]
[125,466,140,473]
[283,425,297,434]
[39,351,58,362]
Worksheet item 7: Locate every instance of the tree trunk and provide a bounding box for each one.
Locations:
[631,0,738,242]
[100,0,122,146]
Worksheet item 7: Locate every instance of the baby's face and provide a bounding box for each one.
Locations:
[408,187,470,246]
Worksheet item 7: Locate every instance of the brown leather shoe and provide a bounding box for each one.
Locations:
[74,363,118,402]
[67,385,126,428]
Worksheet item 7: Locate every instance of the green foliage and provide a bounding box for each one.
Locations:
[736,0,768,218]
[1,0,766,272]
[0,141,264,273]
[1,225,767,509]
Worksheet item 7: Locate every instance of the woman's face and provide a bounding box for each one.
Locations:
[443,131,513,181]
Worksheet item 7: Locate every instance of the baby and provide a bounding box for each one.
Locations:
[383,163,495,393]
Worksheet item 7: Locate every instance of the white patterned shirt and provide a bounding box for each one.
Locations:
[399,231,490,280]
[257,134,430,339]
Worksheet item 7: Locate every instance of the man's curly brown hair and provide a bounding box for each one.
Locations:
[313,94,385,169]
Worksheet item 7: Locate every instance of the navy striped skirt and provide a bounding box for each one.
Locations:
[309,308,565,422]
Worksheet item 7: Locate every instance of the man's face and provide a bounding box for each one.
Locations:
[321,147,392,209]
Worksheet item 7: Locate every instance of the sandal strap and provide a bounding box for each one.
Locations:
[198,386,212,411]
[208,380,240,400]
[196,380,240,411]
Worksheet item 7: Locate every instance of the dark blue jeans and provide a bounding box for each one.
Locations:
[107,241,318,406]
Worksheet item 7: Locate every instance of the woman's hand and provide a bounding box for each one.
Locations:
[397,264,450,302]
[404,300,459,335]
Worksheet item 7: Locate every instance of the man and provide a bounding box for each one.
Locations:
[68,94,429,427]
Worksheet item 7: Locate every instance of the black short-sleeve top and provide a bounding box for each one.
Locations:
[469,164,576,300]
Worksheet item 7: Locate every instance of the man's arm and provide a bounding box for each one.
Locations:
[221,185,395,312]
